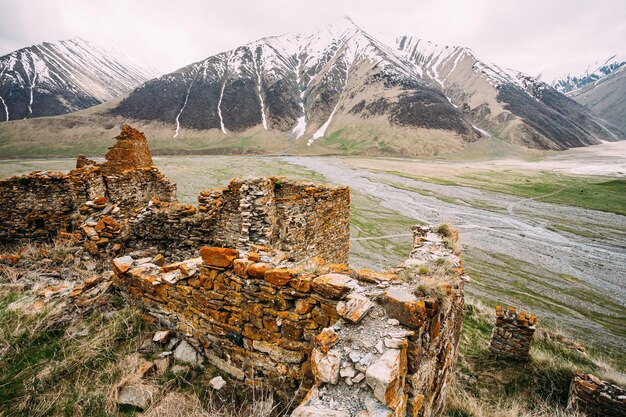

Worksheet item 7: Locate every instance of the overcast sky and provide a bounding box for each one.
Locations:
[1,0,624,81]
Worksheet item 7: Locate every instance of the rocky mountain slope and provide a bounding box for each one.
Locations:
[111,18,479,149]
[395,37,623,149]
[0,38,159,121]
[553,55,626,133]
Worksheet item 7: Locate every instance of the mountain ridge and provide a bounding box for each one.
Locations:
[0,37,159,121]
[0,18,622,157]
[552,54,626,95]
[395,35,623,149]
[551,54,626,133]
[111,17,478,151]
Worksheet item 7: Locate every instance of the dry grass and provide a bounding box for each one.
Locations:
[445,377,587,417]
[0,238,102,292]
[0,287,148,417]
[445,298,626,417]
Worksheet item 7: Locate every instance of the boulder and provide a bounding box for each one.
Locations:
[116,382,158,410]
[337,293,372,323]
[264,268,295,286]
[209,376,226,390]
[200,247,239,268]
[311,347,341,384]
[311,274,356,299]
[173,340,203,366]
[112,256,134,274]
[366,349,406,409]
[380,289,426,329]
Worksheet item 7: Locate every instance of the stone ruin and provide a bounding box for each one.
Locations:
[0,126,466,416]
[112,225,465,417]
[489,306,537,361]
[0,125,350,264]
[568,372,626,417]
[0,125,175,243]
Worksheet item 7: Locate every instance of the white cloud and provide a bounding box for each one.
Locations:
[0,0,624,80]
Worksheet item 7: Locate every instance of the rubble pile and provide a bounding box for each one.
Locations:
[0,125,176,243]
[568,372,626,417]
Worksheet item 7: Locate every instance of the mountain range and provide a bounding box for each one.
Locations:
[0,18,622,157]
[0,38,159,121]
[552,55,626,132]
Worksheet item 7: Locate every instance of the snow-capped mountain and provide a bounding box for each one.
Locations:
[112,17,478,146]
[111,19,621,150]
[552,55,626,133]
[395,36,623,149]
[0,38,160,121]
[552,55,626,95]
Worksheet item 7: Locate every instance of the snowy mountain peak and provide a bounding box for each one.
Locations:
[552,54,626,94]
[111,19,622,151]
[0,38,159,121]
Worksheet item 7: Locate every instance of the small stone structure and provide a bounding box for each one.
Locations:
[127,177,350,262]
[113,225,465,416]
[567,372,626,417]
[100,124,154,174]
[489,306,537,360]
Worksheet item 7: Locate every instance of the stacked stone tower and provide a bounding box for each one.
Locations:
[489,306,537,360]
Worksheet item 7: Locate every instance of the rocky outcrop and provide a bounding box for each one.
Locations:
[113,225,466,416]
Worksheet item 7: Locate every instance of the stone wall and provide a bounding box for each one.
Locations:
[112,225,465,417]
[0,126,349,266]
[0,126,176,243]
[127,177,350,263]
[0,166,175,242]
[567,372,626,417]
[489,306,537,360]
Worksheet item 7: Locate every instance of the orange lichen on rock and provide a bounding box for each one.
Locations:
[100,125,154,174]
[200,247,240,268]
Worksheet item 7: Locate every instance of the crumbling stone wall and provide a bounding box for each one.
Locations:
[126,177,350,264]
[489,306,537,360]
[1,126,349,266]
[567,372,626,417]
[0,126,176,243]
[113,225,465,416]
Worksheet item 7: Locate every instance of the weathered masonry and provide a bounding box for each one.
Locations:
[489,306,537,361]
[0,125,176,242]
[567,372,626,417]
[113,226,465,417]
[0,126,350,264]
[127,177,349,263]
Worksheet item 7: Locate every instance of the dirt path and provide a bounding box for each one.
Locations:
[506,187,568,215]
